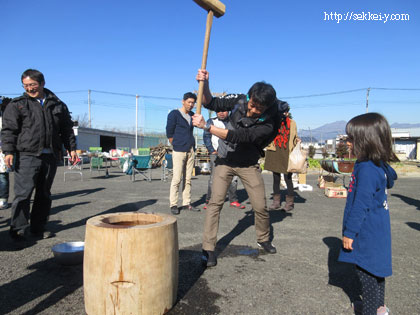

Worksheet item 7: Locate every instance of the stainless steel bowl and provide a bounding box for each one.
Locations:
[200,162,211,174]
[52,241,84,265]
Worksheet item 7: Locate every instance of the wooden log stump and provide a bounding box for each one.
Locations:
[84,212,178,315]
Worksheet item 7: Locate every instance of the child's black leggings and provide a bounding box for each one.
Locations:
[356,266,385,315]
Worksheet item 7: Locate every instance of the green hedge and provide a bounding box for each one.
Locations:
[308,158,320,169]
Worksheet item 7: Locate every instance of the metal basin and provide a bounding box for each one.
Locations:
[200,162,211,174]
[52,241,84,265]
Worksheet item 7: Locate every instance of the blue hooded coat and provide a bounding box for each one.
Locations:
[338,160,397,277]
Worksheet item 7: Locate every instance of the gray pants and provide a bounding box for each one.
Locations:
[10,154,57,233]
[206,154,238,203]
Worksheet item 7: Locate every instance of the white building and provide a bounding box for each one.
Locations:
[74,127,167,152]
[322,129,420,160]
[391,128,420,160]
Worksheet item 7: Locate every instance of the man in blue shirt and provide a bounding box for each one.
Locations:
[166,92,200,215]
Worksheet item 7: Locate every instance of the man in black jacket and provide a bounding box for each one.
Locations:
[2,69,77,241]
[193,69,279,267]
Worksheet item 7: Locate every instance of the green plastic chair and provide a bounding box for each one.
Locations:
[131,155,152,182]
[137,148,150,156]
[90,157,104,174]
[89,147,102,153]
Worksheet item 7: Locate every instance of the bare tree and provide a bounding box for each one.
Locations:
[73,113,90,128]
[308,145,316,159]
[335,142,348,159]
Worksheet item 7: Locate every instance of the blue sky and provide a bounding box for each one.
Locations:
[1,0,419,133]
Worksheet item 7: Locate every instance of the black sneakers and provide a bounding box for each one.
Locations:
[9,228,55,241]
[182,204,200,212]
[202,250,217,267]
[30,229,56,240]
[9,228,28,241]
[257,241,277,254]
[170,206,180,215]
[171,205,200,215]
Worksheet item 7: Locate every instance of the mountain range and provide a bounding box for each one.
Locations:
[298,121,420,142]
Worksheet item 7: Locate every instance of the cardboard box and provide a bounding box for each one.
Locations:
[325,186,348,198]
[318,175,335,188]
[324,181,343,188]
[298,173,307,185]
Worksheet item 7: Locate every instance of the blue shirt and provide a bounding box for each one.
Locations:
[166,109,195,152]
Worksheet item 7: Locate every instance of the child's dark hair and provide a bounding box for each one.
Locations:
[346,112,399,166]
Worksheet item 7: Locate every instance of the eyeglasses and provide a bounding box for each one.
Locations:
[22,83,39,89]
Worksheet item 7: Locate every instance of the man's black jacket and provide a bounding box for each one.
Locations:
[1,88,76,158]
[204,94,279,167]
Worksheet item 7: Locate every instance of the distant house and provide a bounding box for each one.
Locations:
[391,128,420,160]
[319,129,420,161]
[322,134,348,157]
[300,136,320,149]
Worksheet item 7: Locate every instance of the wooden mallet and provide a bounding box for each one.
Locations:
[193,0,226,114]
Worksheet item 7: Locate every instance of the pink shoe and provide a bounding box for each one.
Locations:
[230,201,245,209]
[377,306,389,315]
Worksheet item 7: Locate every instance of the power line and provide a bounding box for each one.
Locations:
[371,87,420,91]
[292,103,361,109]
[55,90,87,94]
[4,86,420,100]
[279,88,367,99]
[90,90,181,101]
[90,90,136,97]
[292,100,420,109]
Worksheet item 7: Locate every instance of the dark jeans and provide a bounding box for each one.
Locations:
[206,154,238,202]
[0,172,9,201]
[10,154,57,233]
[272,172,294,196]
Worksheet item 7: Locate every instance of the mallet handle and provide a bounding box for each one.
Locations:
[196,10,214,115]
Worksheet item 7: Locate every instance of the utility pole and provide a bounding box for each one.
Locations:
[309,127,313,145]
[88,89,91,128]
[366,87,371,113]
[167,110,171,146]
[135,95,139,149]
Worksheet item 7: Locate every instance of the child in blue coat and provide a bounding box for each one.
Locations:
[338,113,398,315]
